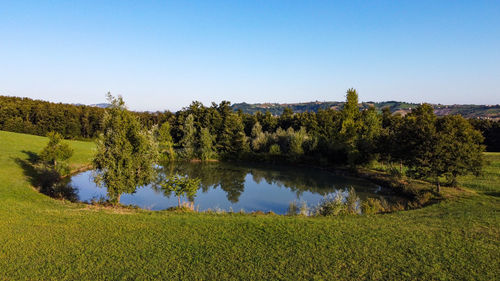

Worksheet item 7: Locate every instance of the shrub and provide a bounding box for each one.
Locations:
[299,201,309,216]
[362,198,384,215]
[346,187,360,214]
[287,201,299,216]
[269,144,281,155]
[416,192,432,205]
[315,193,346,216]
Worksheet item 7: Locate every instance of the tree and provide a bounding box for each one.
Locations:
[434,115,484,188]
[357,106,382,164]
[92,93,158,204]
[199,127,216,161]
[40,131,73,175]
[180,114,197,159]
[156,122,176,162]
[340,88,362,166]
[157,174,200,208]
[250,121,267,152]
[401,104,438,181]
[289,127,308,157]
[219,113,249,158]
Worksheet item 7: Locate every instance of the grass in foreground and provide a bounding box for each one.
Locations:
[0,130,499,280]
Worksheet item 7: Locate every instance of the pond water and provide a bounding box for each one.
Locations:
[70,162,404,214]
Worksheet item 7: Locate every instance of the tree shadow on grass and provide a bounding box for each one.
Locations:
[14,150,78,202]
[484,192,500,197]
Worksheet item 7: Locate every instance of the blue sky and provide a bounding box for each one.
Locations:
[0,0,499,111]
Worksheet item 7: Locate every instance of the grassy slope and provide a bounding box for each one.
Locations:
[0,130,498,280]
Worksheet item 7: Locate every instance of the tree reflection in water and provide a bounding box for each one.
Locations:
[156,162,387,204]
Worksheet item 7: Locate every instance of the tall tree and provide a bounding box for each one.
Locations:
[180,114,197,159]
[340,88,362,165]
[402,104,437,180]
[357,106,382,164]
[250,121,267,152]
[92,93,158,204]
[199,127,216,161]
[156,122,176,162]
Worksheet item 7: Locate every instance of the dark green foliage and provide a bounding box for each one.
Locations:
[0,92,492,176]
[470,118,500,152]
[435,115,484,186]
[92,94,158,203]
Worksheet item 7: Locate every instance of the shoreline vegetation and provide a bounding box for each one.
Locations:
[19,89,481,215]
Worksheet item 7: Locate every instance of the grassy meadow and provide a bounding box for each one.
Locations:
[0,130,498,280]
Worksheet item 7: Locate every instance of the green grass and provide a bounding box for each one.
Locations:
[458,152,500,193]
[0,130,498,280]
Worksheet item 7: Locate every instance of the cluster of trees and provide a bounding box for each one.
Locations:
[1,95,498,152]
[88,90,485,206]
[3,90,489,200]
[0,95,173,139]
[378,104,484,191]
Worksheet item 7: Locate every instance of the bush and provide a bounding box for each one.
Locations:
[416,192,432,205]
[315,193,346,216]
[362,198,384,215]
[287,201,299,216]
[299,201,309,216]
[346,187,360,214]
[269,144,281,155]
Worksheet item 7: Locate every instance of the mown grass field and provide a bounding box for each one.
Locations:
[0,130,498,280]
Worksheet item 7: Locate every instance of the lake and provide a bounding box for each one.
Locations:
[70,162,404,214]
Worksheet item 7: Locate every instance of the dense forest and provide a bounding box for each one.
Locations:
[1,94,499,153]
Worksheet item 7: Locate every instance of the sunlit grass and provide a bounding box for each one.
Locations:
[0,130,498,280]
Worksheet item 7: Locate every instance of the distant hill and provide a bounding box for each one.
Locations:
[232,101,500,120]
[89,103,111,108]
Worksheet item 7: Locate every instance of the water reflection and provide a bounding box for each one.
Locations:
[70,162,403,214]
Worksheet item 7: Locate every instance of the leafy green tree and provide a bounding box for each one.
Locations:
[92,93,158,204]
[199,127,216,160]
[250,121,267,152]
[219,113,249,158]
[156,122,176,162]
[157,174,200,208]
[40,131,74,175]
[401,104,437,180]
[288,127,308,158]
[279,107,294,129]
[180,114,197,159]
[433,115,484,189]
[340,88,362,166]
[357,106,382,163]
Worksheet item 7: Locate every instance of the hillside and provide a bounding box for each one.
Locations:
[232,101,500,120]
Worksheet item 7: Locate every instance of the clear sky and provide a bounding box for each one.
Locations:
[0,0,499,111]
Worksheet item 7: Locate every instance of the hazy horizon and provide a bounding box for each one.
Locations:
[1,1,499,111]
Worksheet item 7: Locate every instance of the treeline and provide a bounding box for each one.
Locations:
[1,95,498,153]
[3,90,487,192]
[0,96,173,139]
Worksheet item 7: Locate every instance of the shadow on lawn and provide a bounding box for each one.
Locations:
[14,150,78,202]
[485,192,500,197]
